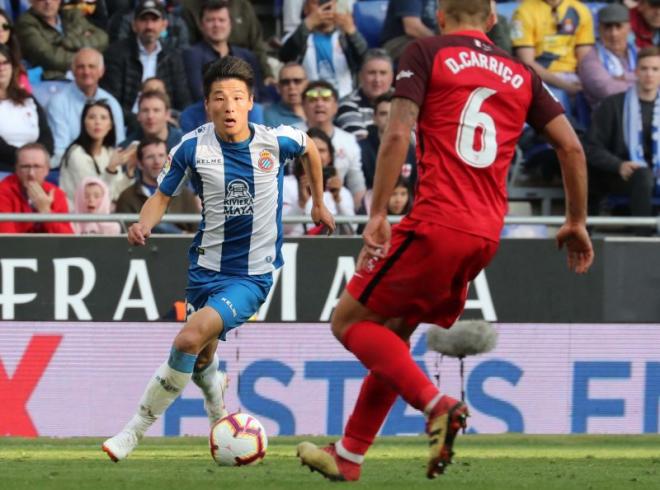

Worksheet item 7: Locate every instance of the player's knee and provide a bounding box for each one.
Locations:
[330,317,350,342]
[173,329,204,356]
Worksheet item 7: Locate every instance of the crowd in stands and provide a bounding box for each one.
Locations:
[0,0,658,237]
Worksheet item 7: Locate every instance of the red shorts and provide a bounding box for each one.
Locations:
[346,220,499,327]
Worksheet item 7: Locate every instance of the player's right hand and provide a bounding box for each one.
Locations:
[127,223,151,246]
[556,222,594,274]
[362,214,391,260]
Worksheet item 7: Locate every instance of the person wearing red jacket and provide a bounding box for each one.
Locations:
[630,0,660,49]
[0,143,74,234]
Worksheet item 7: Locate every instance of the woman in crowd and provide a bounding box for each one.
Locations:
[72,176,121,235]
[357,175,412,234]
[0,9,30,92]
[0,44,51,176]
[59,99,136,205]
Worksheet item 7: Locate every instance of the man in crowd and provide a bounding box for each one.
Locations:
[578,3,637,108]
[115,136,199,233]
[336,49,394,140]
[631,0,660,48]
[122,90,183,151]
[264,62,307,127]
[48,48,125,165]
[380,0,438,61]
[0,143,73,233]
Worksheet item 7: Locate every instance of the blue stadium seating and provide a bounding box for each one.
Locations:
[353,1,389,48]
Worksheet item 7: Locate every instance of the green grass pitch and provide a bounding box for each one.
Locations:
[1,435,659,489]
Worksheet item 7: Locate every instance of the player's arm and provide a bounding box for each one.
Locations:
[127,190,171,246]
[299,137,336,234]
[541,115,594,274]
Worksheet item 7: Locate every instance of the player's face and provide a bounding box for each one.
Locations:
[599,22,630,55]
[205,78,254,142]
[138,142,168,183]
[83,183,104,213]
[359,58,393,100]
[201,7,231,43]
[636,56,660,93]
[303,87,337,126]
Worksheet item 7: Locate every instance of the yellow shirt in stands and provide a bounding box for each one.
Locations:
[511,0,595,73]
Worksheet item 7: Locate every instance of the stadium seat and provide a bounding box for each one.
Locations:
[353,1,388,48]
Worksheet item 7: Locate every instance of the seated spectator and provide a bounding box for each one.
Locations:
[59,99,136,203]
[121,89,183,150]
[101,0,191,124]
[47,48,125,165]
[586,47,659,217]
[488,0,512,54]
[380,0,438,62]
[16,0,108,80]
[72,176,121,234]
[183,0,263,102]
[358,93,416,190]
[357,175,412,233]
[133,76,180,128]
[578,4,637,109]
[631,0,660,49]
[0,44,53,177]
[279,0,367,98]
[335,48,393,139]
[107,0,189,49]
[0,8,31,91]
[180,0,274,81]
[115,135,199,232]
[512,0,594,111]
[0,142,73,233]
[263,62,307,127]
[299,80,365,207]
[61,0,108,29]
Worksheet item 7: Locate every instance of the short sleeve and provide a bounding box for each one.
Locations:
[158,136,196,196]
[393,40,432,109]
[525,69,565,131]
[276,125,308,162]
[575,6,595,46]
[510,6,536,48]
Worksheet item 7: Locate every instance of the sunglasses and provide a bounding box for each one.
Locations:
[279,77,305,86]
[304,88,334,100]
[0,23,11,32]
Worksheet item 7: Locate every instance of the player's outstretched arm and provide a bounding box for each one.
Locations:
[299,138,336,234]
[127,190,171,246]
[542,115,594,274]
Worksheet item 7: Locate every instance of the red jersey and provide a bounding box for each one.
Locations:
[394,30,563,241]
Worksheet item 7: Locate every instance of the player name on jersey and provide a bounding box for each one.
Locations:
[444,50,524,89]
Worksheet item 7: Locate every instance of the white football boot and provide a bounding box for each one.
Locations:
[204,371,229,425]
[102,430,141,462]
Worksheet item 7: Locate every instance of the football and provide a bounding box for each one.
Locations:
[209,412,268,466]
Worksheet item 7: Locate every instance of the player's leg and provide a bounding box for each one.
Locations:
[192,338,229,425]
[102,307,223,462]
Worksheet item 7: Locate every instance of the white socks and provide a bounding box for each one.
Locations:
[192,356,228,423]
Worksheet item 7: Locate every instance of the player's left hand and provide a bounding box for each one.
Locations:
[311,203,336,235]
[362,214,391,260]
[556,222,594,274]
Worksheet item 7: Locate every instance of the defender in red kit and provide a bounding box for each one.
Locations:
[297,0,594,481]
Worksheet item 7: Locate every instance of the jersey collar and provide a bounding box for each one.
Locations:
[448,30,493,45]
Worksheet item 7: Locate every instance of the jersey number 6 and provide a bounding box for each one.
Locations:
[455,87,498,168]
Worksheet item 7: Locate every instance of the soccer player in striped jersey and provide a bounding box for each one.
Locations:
[102,57,335,462]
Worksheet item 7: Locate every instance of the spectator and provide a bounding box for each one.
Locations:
[115,135,199,232]
[631,0,660,49]
[107,0,190,49]
[72,175,121,234]
[16,0,108,80]
[0,142,73,233]
[0,44,52,176]
[183,0,263,102]
[578,4,637,109]
[488,0,512,54]
[380,0,438,62]
[59,99,136,203]
[122,89,183,150]
[357,175,412,233]
[586,47,659,217]
[134,76,180,127]
[358,93,416,190]
[61,0,108,29]
[300,80,365,207]
[101,0,191,125]
[511,0,594,111]
[47,48,125,165]
[180,0,274,80]
[335,48,393,139]
[0,8,31,91]
[263,62,307,127]
[279,0,367,98]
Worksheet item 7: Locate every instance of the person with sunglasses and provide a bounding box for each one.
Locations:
[102,56,335,462]
[0,8,30,92]
[264,62,308,127]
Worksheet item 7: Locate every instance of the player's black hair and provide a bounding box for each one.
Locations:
[203,56,254,98]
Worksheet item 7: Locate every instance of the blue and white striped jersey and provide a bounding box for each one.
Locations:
[158,122,307,275]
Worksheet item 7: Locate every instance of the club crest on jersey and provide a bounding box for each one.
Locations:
[225,179,254,216]
[257,150,275,171]
[163,154,172,173]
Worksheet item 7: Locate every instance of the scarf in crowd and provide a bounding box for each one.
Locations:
[596,41,637,77]
[623,85,660,185]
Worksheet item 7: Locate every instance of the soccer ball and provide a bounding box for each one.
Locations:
[209,412,268,466]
